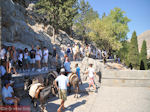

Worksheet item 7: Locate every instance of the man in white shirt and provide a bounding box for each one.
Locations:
[0,47,6,61]
[42,47,49,71]
[55,68,69,112]
[64,57,71,73]
[2,80,20,106]
[86,64,97,91]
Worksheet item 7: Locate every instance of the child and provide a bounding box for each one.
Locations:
[75,63,82,84]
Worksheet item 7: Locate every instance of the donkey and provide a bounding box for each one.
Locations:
[24,71,58,109]
[68,73,80,98]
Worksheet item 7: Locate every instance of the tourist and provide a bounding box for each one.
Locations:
[66,44,71,60]
[64,57,71,74]
[75,63,82,84]
[52,47,57,58]
[72,44,79,61]
[30,45,36,71]
[23,48,30,72]
[0,46,6,62]
[88,44,91,57]
[102,52,107,64]
[92,48,96,59]
[5,46,11,73]
[86,64,97,91]
[75,43,80,61]
[85,44,90,57]
[60,47,65,66]
[80,45,85,59]
[42,47,49,71]
[12,46,18,71]
[98,49,102,59]
[0,60,6,77]
[9,46,17,74]
[72,44,76,61]
[2,80,20,106]
[18,50,23,72]
[55,68,69,112]
[35,45,42,72]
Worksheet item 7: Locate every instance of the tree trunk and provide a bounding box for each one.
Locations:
[52,27,55,43]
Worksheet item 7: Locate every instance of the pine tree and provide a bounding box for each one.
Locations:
[35,0,78,41]
[140,40,147,70]
[128,31,139,69]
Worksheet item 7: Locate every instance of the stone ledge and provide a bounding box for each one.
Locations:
[101,78,150,87]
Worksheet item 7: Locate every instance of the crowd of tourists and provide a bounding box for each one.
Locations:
[0,43,111,110]
[0,43,111,76]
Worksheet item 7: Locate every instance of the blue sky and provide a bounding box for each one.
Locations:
[86,0,150,38]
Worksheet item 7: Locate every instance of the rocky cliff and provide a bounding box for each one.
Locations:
[137,30,150,58]
[1,0,77,52]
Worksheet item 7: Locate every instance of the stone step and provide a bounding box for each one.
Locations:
[102,70,150,79]
[101,78,150,87]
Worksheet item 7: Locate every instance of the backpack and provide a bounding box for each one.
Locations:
[67,48,71,53]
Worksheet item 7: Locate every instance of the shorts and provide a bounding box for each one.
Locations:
[18,60,23,67]
[89,77,94,85]
[30,58,35,64]
[43,58,48,63]
[59,89,67,101]
[9,60,16,68]
[24,59,29,65]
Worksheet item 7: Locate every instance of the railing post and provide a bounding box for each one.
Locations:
[0,1,2,106]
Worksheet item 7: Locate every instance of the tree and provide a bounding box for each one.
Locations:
[117,40,130,65]
[87,8,130,51]
[73,0,99,42]
[140,40,147,70]
[35,0,78,41]
[109,8,130,41]
[128,31,139,69]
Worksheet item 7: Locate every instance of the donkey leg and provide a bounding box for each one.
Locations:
[76,82,80,98]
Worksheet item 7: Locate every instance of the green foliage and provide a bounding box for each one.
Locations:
[87,8,130,51]
[128,31,139,69]
[35,0,78,34]
[117,41,130,65]
[73,0,99,41]
[140,40,147,70]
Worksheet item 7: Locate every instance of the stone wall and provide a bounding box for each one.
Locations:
[102,70,150,87]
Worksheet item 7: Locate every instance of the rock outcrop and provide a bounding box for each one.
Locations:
[1,0,54,51]
[137,30,150,58]
[1,0,82,53]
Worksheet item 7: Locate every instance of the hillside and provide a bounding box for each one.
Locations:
[1,0,78,52]
[137,30,150,58]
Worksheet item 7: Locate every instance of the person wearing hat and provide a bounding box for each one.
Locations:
[55,68,69,112]
[2,80,20,106]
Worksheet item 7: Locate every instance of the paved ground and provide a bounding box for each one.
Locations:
[20,80,150,112]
